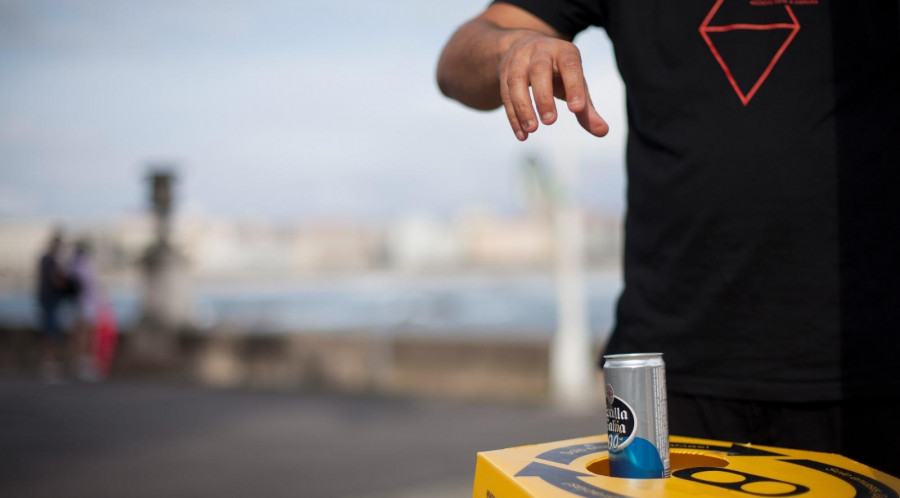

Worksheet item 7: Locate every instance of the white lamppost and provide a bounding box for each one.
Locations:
[549,143,595,412]
[522,144,595,412]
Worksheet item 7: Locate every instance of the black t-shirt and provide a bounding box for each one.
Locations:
[37,254,63,307]
[494,0,900,401]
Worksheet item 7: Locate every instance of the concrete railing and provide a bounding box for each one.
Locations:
[0,327,562,402]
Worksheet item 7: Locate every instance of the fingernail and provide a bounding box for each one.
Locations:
[516,130,526,140]
[569,98,582,108]
[523,120,534,130]
[541,112,554,122]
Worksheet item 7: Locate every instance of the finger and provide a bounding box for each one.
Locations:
[555,46,587,113]
[575,89,609,137]
[499,64,528,141]
[506,56,539,134]
[529,50,557,125]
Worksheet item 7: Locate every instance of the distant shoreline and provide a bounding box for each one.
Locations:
[0,269,622,340]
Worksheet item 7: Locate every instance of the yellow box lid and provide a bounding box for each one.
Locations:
[473,434,899,497]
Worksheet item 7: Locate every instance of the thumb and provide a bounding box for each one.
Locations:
[575,101,609,137]
[575,88,609,137]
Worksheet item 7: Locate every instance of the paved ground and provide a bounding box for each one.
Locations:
[0,376,602,498]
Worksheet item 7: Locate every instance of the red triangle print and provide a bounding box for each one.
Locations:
[699,0,800,105]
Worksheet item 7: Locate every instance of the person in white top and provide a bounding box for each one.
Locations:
[69,239,99,381]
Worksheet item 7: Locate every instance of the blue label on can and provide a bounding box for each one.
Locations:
[609,436,665,479]
[607,387,665,478]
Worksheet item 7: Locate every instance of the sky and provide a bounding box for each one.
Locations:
[0,0,628,223]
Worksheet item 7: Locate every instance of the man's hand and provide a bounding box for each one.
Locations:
[436,3,609,141]
[499,32,609,141]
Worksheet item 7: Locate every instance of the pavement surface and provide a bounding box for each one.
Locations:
[0,376,602,498]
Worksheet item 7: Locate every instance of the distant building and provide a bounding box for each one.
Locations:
[291,221,382,273]
[387,214,463,271]
[0,219,56,287]
[459,211,553,270]
[0,207,623,290]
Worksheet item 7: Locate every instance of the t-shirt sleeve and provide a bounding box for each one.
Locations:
[491,0,604,38]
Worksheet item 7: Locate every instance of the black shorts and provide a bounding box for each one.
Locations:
[668,392,900,477]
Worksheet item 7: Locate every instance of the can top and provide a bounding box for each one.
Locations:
[603,352,664,367]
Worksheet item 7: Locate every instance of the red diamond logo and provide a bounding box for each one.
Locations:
[699,0,800,105]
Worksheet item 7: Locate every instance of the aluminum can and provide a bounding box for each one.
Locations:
[603,352,670,478]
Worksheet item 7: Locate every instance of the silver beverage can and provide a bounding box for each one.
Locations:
[603,352,670,478]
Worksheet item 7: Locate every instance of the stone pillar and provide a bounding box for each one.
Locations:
[130,167,191,364]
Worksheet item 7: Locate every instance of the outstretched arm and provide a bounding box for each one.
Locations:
[436,3,608,141]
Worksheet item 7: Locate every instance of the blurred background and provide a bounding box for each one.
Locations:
[0,0,627,496]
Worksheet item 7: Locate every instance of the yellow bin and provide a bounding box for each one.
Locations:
[473,435,899,497]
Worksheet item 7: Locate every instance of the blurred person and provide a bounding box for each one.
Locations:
[69,239,101,382]
[36,231,68,384]
[437,1,899,473]
[92,296,118,381]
